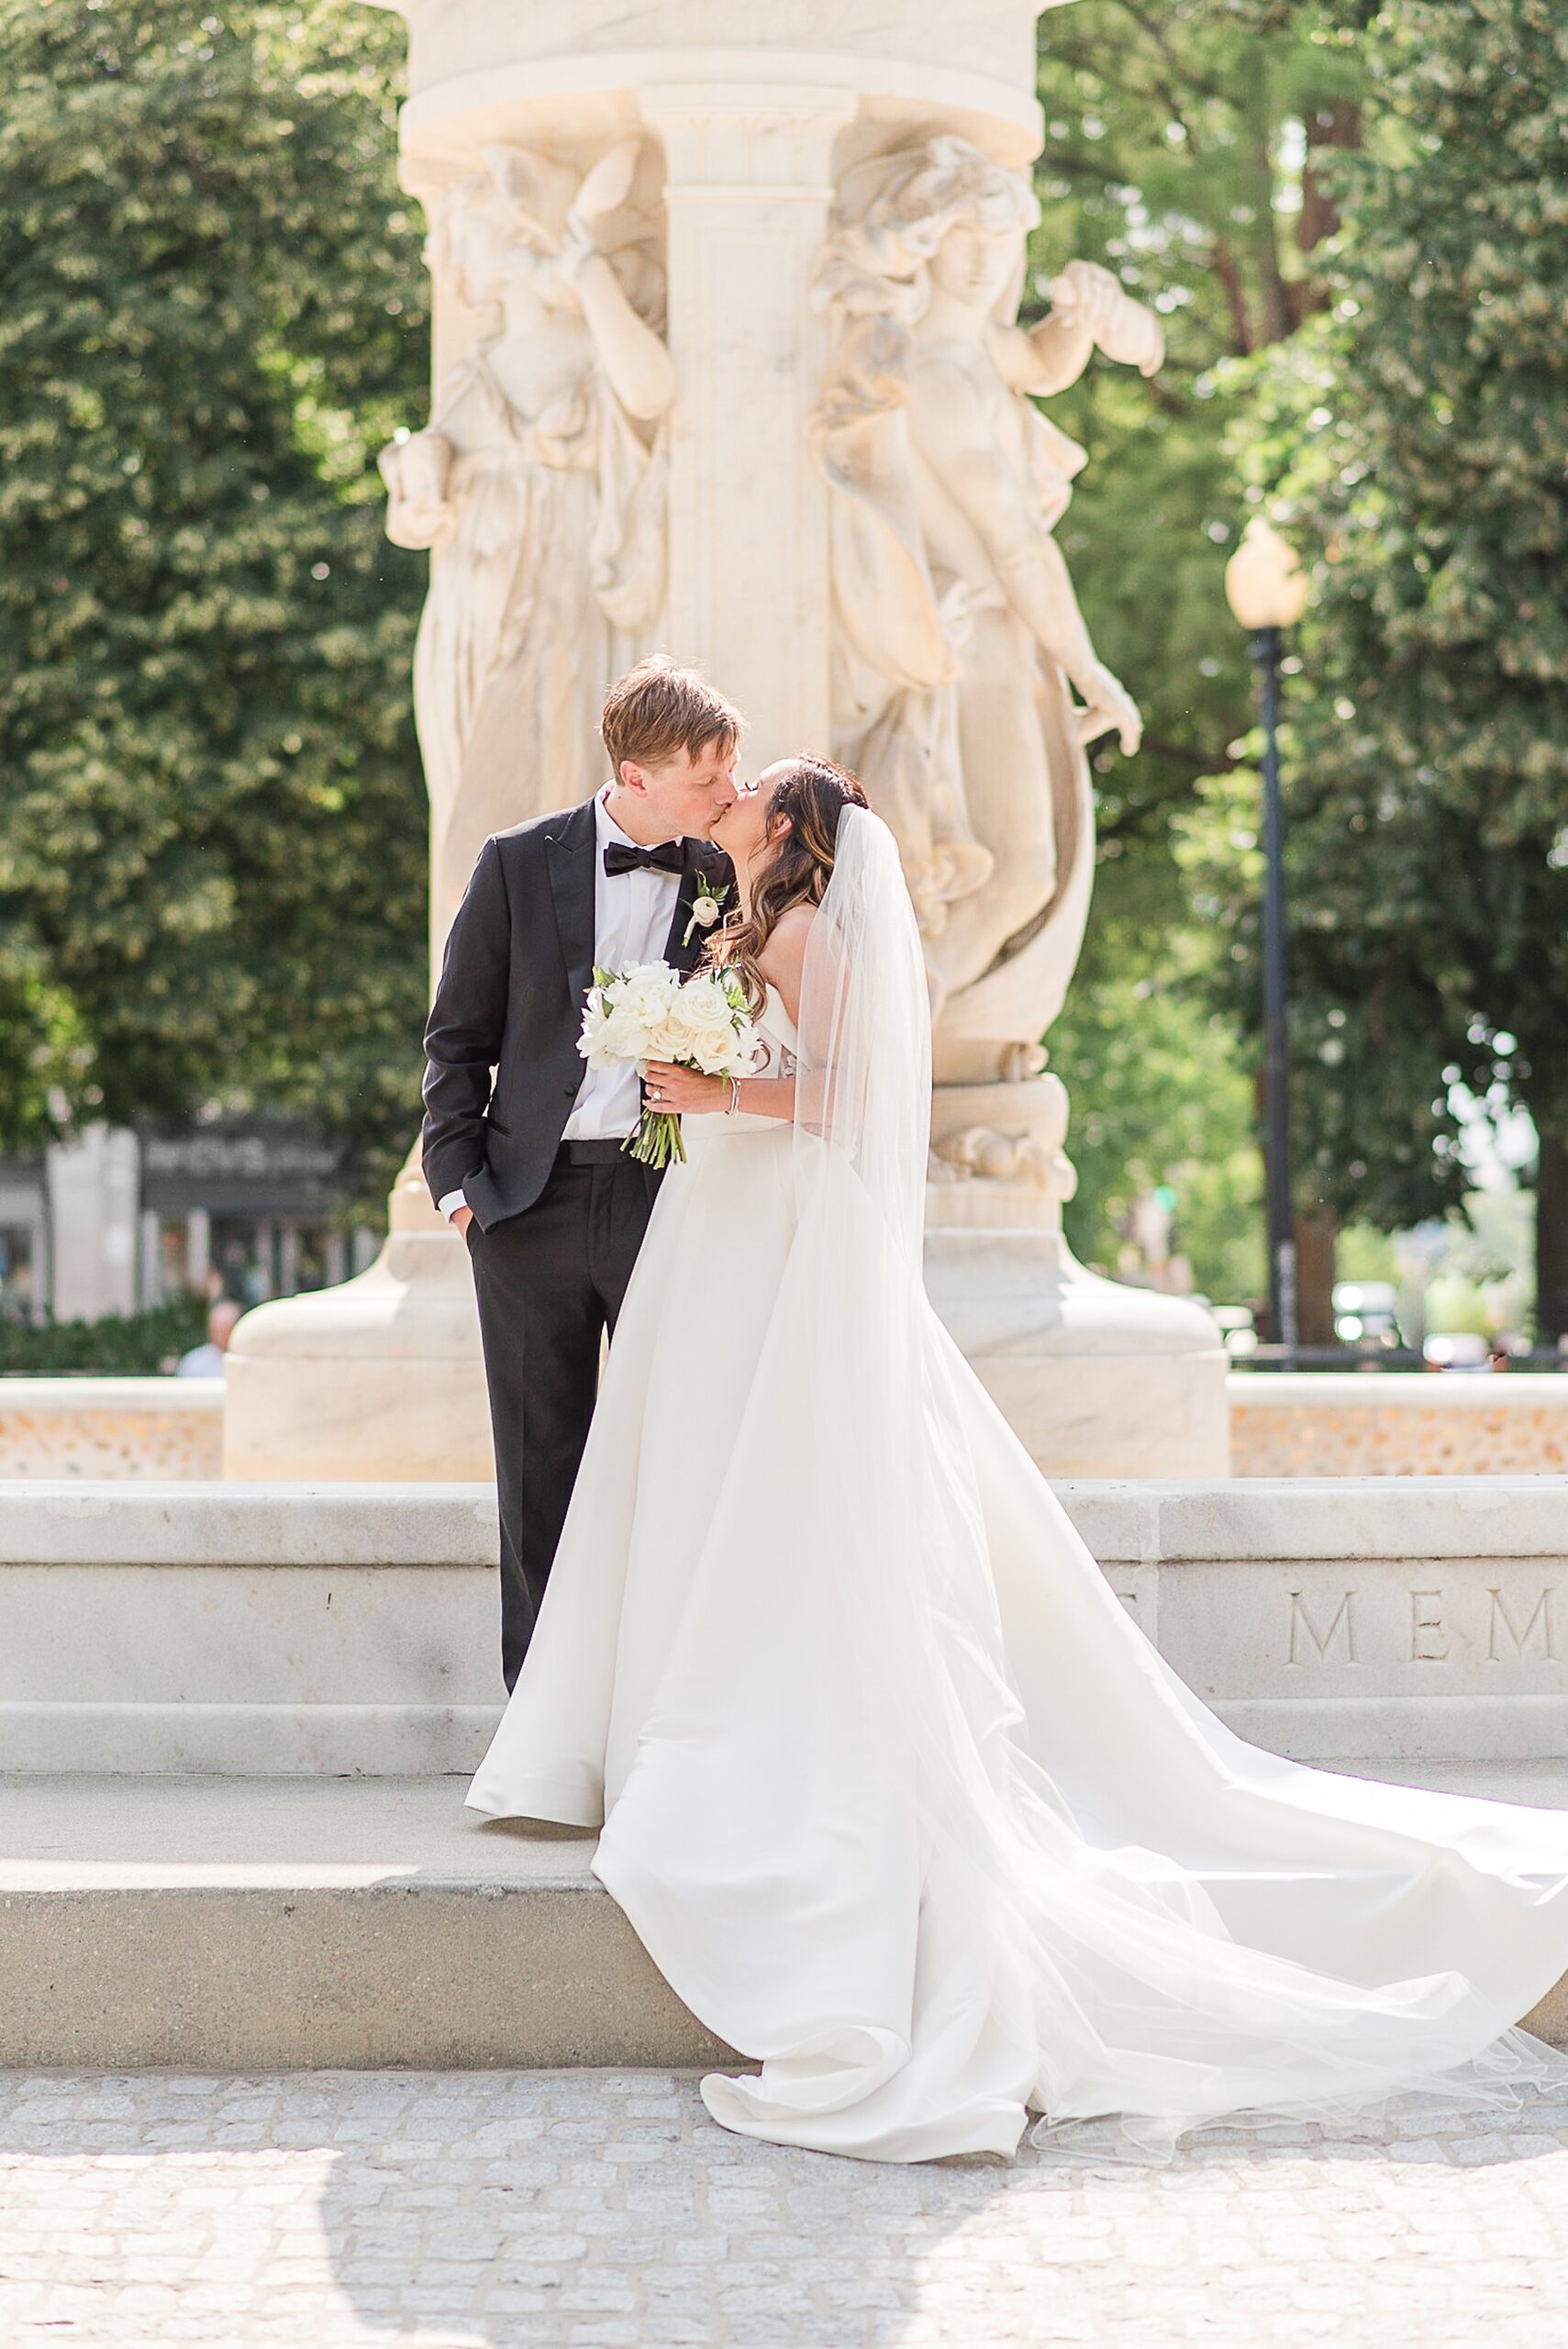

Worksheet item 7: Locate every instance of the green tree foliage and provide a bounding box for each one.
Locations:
[1028,1,1362,1290]
[1051,958,1266,1300]
[1218,0,1568,1329]
[0,1294,207,1373]
[0,0,429,1208]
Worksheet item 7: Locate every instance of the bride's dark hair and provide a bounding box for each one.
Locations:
[710,753,869,1013]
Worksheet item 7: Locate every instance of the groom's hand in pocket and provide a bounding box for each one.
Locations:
[452,1204,475,1236]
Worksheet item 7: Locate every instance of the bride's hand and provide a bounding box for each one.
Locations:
[643,1063,728,1115]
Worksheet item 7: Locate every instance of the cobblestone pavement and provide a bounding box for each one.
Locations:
[5,2068,1568,2349]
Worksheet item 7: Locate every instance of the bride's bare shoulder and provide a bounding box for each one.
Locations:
[755,905,817,1024]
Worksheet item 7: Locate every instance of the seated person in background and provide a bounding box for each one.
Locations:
[176,1297,243,1378]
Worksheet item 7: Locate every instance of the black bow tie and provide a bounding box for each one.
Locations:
[603,840,684,879]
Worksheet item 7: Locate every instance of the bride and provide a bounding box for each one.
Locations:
[466,754,1568,2164]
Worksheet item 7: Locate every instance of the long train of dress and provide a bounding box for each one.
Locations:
[467,981,1568,2162]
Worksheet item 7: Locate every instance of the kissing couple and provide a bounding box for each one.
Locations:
[423,656,1568,2165]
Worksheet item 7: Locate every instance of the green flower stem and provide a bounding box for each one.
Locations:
[623,1109,685,1168]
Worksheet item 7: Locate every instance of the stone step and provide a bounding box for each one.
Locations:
[0,1774,734,2072]
[5,1765,1568,2072]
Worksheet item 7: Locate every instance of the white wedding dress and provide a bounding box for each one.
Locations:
[467,807,1568,2163]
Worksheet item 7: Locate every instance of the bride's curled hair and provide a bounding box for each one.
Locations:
[713,754,868,1014]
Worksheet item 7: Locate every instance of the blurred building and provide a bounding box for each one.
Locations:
[0,1118,380,1324]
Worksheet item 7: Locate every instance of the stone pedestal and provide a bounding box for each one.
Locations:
[226,0,1228,1482]
[925,1229,1229,1476]
[926,1074,1229,1475]
[226,1151,493,1483]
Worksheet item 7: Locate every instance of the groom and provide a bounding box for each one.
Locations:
[421,658,743,1691]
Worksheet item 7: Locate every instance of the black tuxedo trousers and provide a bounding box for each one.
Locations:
[465,1149,660,1693]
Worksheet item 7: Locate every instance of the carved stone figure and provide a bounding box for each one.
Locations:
[379,139,673,952]
[812,134,1164,1091]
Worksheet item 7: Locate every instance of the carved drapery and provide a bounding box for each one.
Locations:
[380,138,673,960]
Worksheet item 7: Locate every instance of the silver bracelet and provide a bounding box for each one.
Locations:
[725,1075,740,1118]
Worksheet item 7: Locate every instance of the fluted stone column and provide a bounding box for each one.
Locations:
[645,88,853,758]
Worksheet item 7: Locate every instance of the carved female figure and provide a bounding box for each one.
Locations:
[814,136,1162,1077]
[380,140,673,952]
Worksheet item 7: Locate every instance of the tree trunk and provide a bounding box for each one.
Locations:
[1298,101,1362,255]
[1294,1207,1339,1348]
[1286,101,1363,331]
[1536,1129,1568,1347]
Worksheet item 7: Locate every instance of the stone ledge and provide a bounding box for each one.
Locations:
[1056,1476,1568,1563]
[0,1377,224,1414]
[4,1474,1567,1564]
[0,1383,224,1483]
[1228,1374,1568,1479]
[6,1479,1568,1771]
[4,1373,1565,1484]
[1230,1373,1568,1411]
[5,1700,504,1778]
[0,1479,499,1565]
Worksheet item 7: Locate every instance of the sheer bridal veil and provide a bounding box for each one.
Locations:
[784,803,1568,2160]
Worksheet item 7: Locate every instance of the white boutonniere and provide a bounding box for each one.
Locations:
[682,877,729,949]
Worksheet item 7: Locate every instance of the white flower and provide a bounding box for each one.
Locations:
[675,971,730,1020]
[618,962,680,1021]
[669,976,738,1063]
[685,1029,740,1077]
[691,894,720,928]
[577,989,620,1070]
[578,956,758,1087]
[580,962,678,1067]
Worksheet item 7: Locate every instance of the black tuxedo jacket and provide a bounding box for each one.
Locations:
[421,799,737,1230]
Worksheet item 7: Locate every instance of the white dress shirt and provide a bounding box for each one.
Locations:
[439,787,684,1220]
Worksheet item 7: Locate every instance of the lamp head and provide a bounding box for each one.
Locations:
[1225,517,1309,631]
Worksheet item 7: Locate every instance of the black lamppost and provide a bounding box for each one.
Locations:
[1225,518,1309,1355]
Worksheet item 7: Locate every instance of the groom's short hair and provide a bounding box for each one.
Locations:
[602,658,744,780]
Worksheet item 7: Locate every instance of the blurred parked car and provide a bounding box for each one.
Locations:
[1331,1281,1400,1348]
[1421,1331,1491,1372]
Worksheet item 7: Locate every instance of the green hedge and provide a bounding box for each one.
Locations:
[0,1297,211,1375]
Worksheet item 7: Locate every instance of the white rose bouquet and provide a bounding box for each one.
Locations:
[578,958,759,1168]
